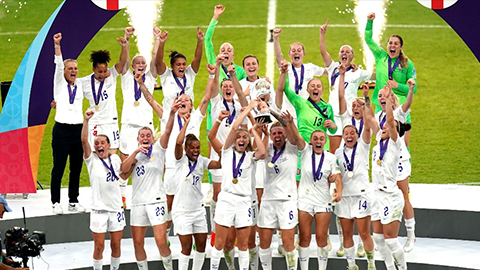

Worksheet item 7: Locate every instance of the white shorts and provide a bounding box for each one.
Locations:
[209,167,223,184]
[334,193,373,219]
[164,167,177,195]
[214,191,253,228]
[89,122,120,149]
[258,200,298,230]
[173,209,208,235]
[90,209,126,233]
[119,123,154,155]
[327,115,343,136]
[396,160,411,181]
[255,160,265,189]
[372,189,404,224]
[130,202,168,227]
[251,201,259,226]
[298,201,332,216]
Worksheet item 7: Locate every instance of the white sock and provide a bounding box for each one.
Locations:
[405,218,416,239]
[373,233,395,270]
[344,246,356,267]
[192,251,205,270]
[249,246,259,270]
[224,248,235,269]
[210,247,223,270]
[137,259,149,270]
[178,253,190,270]
[162,254,173,270]
[317,245,328,270]
[93,259,102,270]
[238,249,249,270]
[210,200,217,233]
[385,238,407,269]
[259,247,272,270]
[336,216,344,245]
[298,246,310,270]
[285,249,298,270]
[110,257,120,270]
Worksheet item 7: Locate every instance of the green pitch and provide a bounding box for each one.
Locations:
[0,0,479,188]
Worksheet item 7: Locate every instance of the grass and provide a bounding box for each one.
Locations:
[0,0,479,188]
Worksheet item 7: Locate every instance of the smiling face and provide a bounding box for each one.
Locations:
[310,131,326,154]
[132,56,147,75]
[387,36,403,59]
[220,43,234,65]
[185,140,201,162]
[343,126,358,148]
[177,94,193,115]
[307,78,324,103]
[172,57,187,78]
[94,135,110,159]
[270,126,287,149]
[92,63,108,82]
[221,79,234,102]
[338,45,354,66]
[243,56,259,79]
[288,42,305,67]
[64,60,78,85]
[378,87,394,111]
[234,129,250,153]
[137,128,154,147]
[351,99,364,119]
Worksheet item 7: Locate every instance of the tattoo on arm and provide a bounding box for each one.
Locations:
[365,96,371,107]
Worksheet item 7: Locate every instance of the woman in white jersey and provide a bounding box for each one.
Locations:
[295,128,342,270]
[120,91,179,270]
[81,110,128,270]
[319,18,375,154]
[118,26,161,161]
[208,100,266,270]
[365,85,409,270]
[173,116,221,270]
[334,65,376,270]
[155,27,204,131]
[257,111,300,270]
[80,36,129,154]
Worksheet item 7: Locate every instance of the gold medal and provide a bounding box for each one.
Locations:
[377,159,382,166]
[134,100,140,106]
[232,178,238,184]
[348,171,354,178]
[150,157,155,162]
[185,177,189,181]
[95,105,99,111]
[267,162,275,168]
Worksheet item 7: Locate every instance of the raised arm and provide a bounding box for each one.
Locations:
[115,36,129,74]
[338,64,347,115]
[191,26,204,73]
[400,78,415,113]
[53,33,65,97]
[199,63,217,115]
[275,60,289,109]
[155,30,168,75]
[53,33,62,56]
[121,27,135,75]
[360,85,371,144]
[81,111,94,159]
[135,73,163,118]
[251,120,267,160]
[150,27,162,77]
[224,100,257,150]
[160,98,181,148]
[363,86,379,135]
[272,28,285,68]
[208,110,230,155]
[283,110,306,150]
[319,18,334,68]
[385,86,398,142]
[364,13,384,56]
[175,114,190,160]
[228,64,248,107]
[205,5,225,65]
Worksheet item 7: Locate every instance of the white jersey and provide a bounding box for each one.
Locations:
[131,139,167,206]
[327,62,372,116]
[85,153,123,212]
[160,65,196,123]
[81,67,120,125]
[120,70,155,126]
[172,154,211,211]
[263,141,298,201]
[298,146,340,205]
[375,107,411,162]
[162,108,205,168]
[282,62,325,119]
[53,55,84,124]
[371,134,401,192]
[220,147,256,197]
[335,137,370,196]
[340,111,365,137]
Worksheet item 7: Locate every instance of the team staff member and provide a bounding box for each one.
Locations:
[81,111,128,270]
[81,35,129,154]
[50,33,85,215]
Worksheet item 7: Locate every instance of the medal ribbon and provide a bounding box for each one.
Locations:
[173,74,187,96]
[177,115,183,130]
[91,75,105,107]
[232,150,246,179]
[379,138,390,161]
[67,83,77,104]
[311,151,325,182]
[307,97,329,119]
[100,154,119,180]
[133,73,146,101]
[330,64,353,86]
[222,98,236,125]
[292,64,305,94]
[186,159,198,178]
[271,144,286,164]
[379,112,386,129]
[352,117,364,135]
[343,143,357,172]
[388,57,400,80]
[142,145,153,159]
[221,64,231,79]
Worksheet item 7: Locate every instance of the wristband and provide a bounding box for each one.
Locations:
[209,74,215,79]
[216,118,222,124]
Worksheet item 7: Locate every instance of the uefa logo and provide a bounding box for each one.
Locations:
[416,0,459,10]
